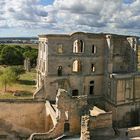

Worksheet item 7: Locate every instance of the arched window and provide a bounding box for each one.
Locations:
[92,45,96,54]
[58,66,62,76]
[73,40,84,53]
[73,60,81,72]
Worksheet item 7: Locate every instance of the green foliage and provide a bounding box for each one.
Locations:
[0,67,18,92]
[0,44,6,54]
[23,51,31,58]
[24,45,32,51]
[9,66,25,80]
[14,45,25,53]
[0,44,38,67]
[0,46,24,65]
[23,48,38,67]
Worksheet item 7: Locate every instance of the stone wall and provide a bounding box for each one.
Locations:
[56,89,87,135]
[135,76,140,100]
[105,101,140,128]
[89,112,112,129]
[81,109,113,140]
[30,89,87,140]
[0,100,46,139]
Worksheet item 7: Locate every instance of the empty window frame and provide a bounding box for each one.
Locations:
[72,60,81,72]
[89,81,94,95]
[73,40,84,53]
[92,45,96,54]
[58,66,62,76]
[91,64,95,72]
[72,89,79,96]
[57,44,63,54]
[64,122,70,133]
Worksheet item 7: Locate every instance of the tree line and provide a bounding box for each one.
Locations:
[0,44,38,67]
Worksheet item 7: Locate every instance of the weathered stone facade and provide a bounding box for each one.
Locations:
[36,32,105,101]
[33,32,140,139]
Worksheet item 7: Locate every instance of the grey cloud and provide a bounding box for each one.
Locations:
[0,0,140,36]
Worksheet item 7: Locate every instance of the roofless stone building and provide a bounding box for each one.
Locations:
[32,32,140,139]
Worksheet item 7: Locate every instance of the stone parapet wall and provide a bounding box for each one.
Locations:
[81,107,113,140]
[89,112,112,129]
[0,101,46,138]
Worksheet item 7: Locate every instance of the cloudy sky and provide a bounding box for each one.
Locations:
[0,0,140,37]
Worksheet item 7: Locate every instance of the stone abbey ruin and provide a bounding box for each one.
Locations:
[0,32,140,139]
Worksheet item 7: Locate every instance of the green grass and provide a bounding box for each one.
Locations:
[0,68,36,99]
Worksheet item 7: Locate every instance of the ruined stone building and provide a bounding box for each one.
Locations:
[32,32,140,139]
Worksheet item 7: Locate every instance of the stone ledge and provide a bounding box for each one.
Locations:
[0,99,45,103]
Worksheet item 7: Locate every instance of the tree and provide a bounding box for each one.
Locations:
[0,67,18,92]
[10,66,25,80]
[23,49,38,67]
[24,46,32,52]
[14,45,25,53]
[0,46,24,65]
[0,44,6,53]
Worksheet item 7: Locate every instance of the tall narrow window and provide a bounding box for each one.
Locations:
[73,60,81,72]
[80,40,84,52]
[57,44,63,53]
[91,64,95,72]
[73,40,84,53]
[92,45,96,53]
[89,81,94,95]
[58,66,62,76]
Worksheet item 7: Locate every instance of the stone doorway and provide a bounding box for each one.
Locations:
[64,122,70,133]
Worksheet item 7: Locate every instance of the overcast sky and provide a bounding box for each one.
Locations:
[0,0,140,37]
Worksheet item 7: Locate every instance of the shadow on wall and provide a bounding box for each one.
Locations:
[0,118,32,139]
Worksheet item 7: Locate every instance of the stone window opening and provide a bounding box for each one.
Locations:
[64,122,70,133]
[72,60,81,72]
[91,64,95,72]
[89,81,94,95]
[57,44,63,53]
[65,111,69,121]
[58,66,62,76]
[92,45,96,54]
[73,40,84,53]
[72,89,79,96]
